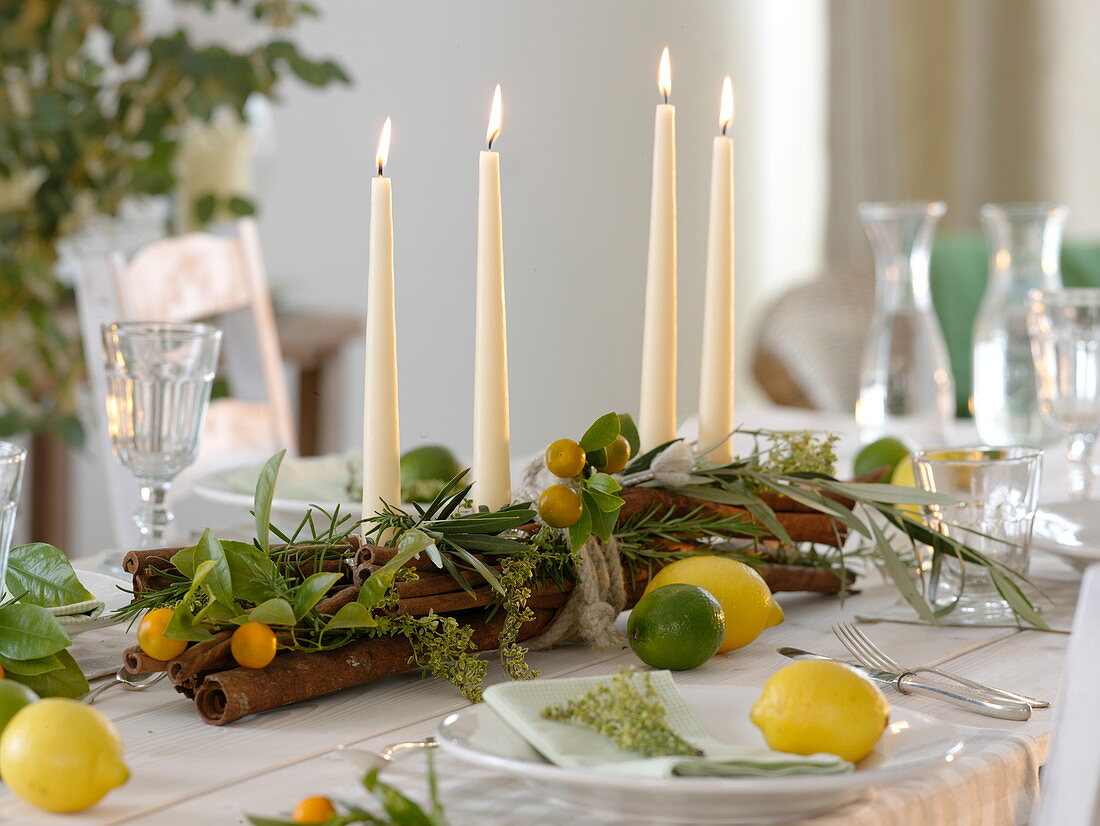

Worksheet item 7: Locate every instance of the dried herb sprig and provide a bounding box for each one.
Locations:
[542,669,701,758]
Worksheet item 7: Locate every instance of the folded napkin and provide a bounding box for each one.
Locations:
[483,670,851,778]
[46,598,106,626]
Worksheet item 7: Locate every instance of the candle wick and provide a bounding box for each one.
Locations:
[487,135,495,151]
[721,123,728,137]
[377,164,384,177]
[663,91,668,105]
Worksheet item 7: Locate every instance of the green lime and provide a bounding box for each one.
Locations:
[627,584,726,671]
[853,437,910,478]
[0,680,38,739]
[400,446,461,486]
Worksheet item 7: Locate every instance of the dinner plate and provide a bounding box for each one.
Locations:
[193,453,361,519]
[1032,501,1100,572]
[437,685,964,824]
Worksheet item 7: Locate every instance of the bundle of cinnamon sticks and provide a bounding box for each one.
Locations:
[121,481,861,725]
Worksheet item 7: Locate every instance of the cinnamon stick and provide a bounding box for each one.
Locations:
[122,646,169,674]
[617,487,847,546]
[166,630,235,698]
[194,608,556,725]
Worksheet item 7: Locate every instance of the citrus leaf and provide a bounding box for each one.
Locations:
[247,598,298,626]
[0,652,62,676]
[0,604,71,660]
[322,601,378,630]
[292,572,342,620]
[618,414,641,460]
[11,650,87,698]
[255,450,287,554]
[6,544,94,608]
[579,413,621,452]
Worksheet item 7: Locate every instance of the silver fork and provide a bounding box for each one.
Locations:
[832,622,1050,709]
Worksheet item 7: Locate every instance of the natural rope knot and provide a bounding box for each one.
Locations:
[528,535,628,651]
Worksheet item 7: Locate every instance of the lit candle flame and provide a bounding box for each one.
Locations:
[658,47,671,102]
[720,76,734,134]
[486,84,502,149]
[376,116,391,176]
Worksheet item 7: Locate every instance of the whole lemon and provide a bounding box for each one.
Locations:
[1,698,129,812]
[644,556,783,652]
[889,453,919,516]
[750,660,890,763]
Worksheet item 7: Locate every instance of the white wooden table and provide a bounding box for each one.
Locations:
[0,409,1079,825]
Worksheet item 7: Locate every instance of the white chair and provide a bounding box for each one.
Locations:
[1031,564,1100,826]
[75,218,296,549]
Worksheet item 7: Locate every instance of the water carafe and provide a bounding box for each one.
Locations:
[856,201,955,447]
[972,203,1067,446]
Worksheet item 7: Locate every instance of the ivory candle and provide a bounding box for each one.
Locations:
[472,85,512,510]
[698,77,736,464]
[361,117,401,523]
[639,47,678,453]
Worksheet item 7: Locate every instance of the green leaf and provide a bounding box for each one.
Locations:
[358,529,433,610]
[363,769,436,826]
[193,529,234,608]
[0,604,71,660]
[292,572,342,620]
[817,480,955,506]
[585,447,607,469]
[247,598,298,626]
[864,506,937,623]
[220,541,279,603]
[6,543,94,607]
[165,560,217,642]
[568,505,593,551]
[194,193,216,225]
[451,548,504,595]
[579,412,621,452]
[11,650,87,699]
[0,652,62,676]
[583,492,617,542]
[673,484,757,506]
[618,414,641,460]
[255,450,287,554]
[586,472,622,496]
[227,196,255,216]
[322,601,378,630]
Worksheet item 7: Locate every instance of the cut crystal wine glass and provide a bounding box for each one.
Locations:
[102,322,222,550]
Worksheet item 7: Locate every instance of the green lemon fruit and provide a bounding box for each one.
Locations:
[0,680,37,739]
[400,446,461,486]
[853,437,910,478]
[628,584,726,671]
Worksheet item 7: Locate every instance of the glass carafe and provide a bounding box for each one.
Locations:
[856,201,955,447]
[972,203,1067,446]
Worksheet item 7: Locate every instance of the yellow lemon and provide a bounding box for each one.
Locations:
[750,660,890,763]
[644,556,782,653]
[0,698,129,813]
[890,453,920,515]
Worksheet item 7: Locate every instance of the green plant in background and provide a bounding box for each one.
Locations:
[0,0,349,442]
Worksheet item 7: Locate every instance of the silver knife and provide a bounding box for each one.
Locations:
[777,647,1031,721]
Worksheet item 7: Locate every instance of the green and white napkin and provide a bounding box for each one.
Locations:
[483,671,852,778]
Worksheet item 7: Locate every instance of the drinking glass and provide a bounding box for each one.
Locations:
[1027,289,1100,499]
[0,443,27,591]
[914,446,1042,624]
[102,322,222,549]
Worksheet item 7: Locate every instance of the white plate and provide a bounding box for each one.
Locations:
[65,569,132,635]
[437,685,964,824]
[1032,501,1100,572]
[193,453,361,519]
